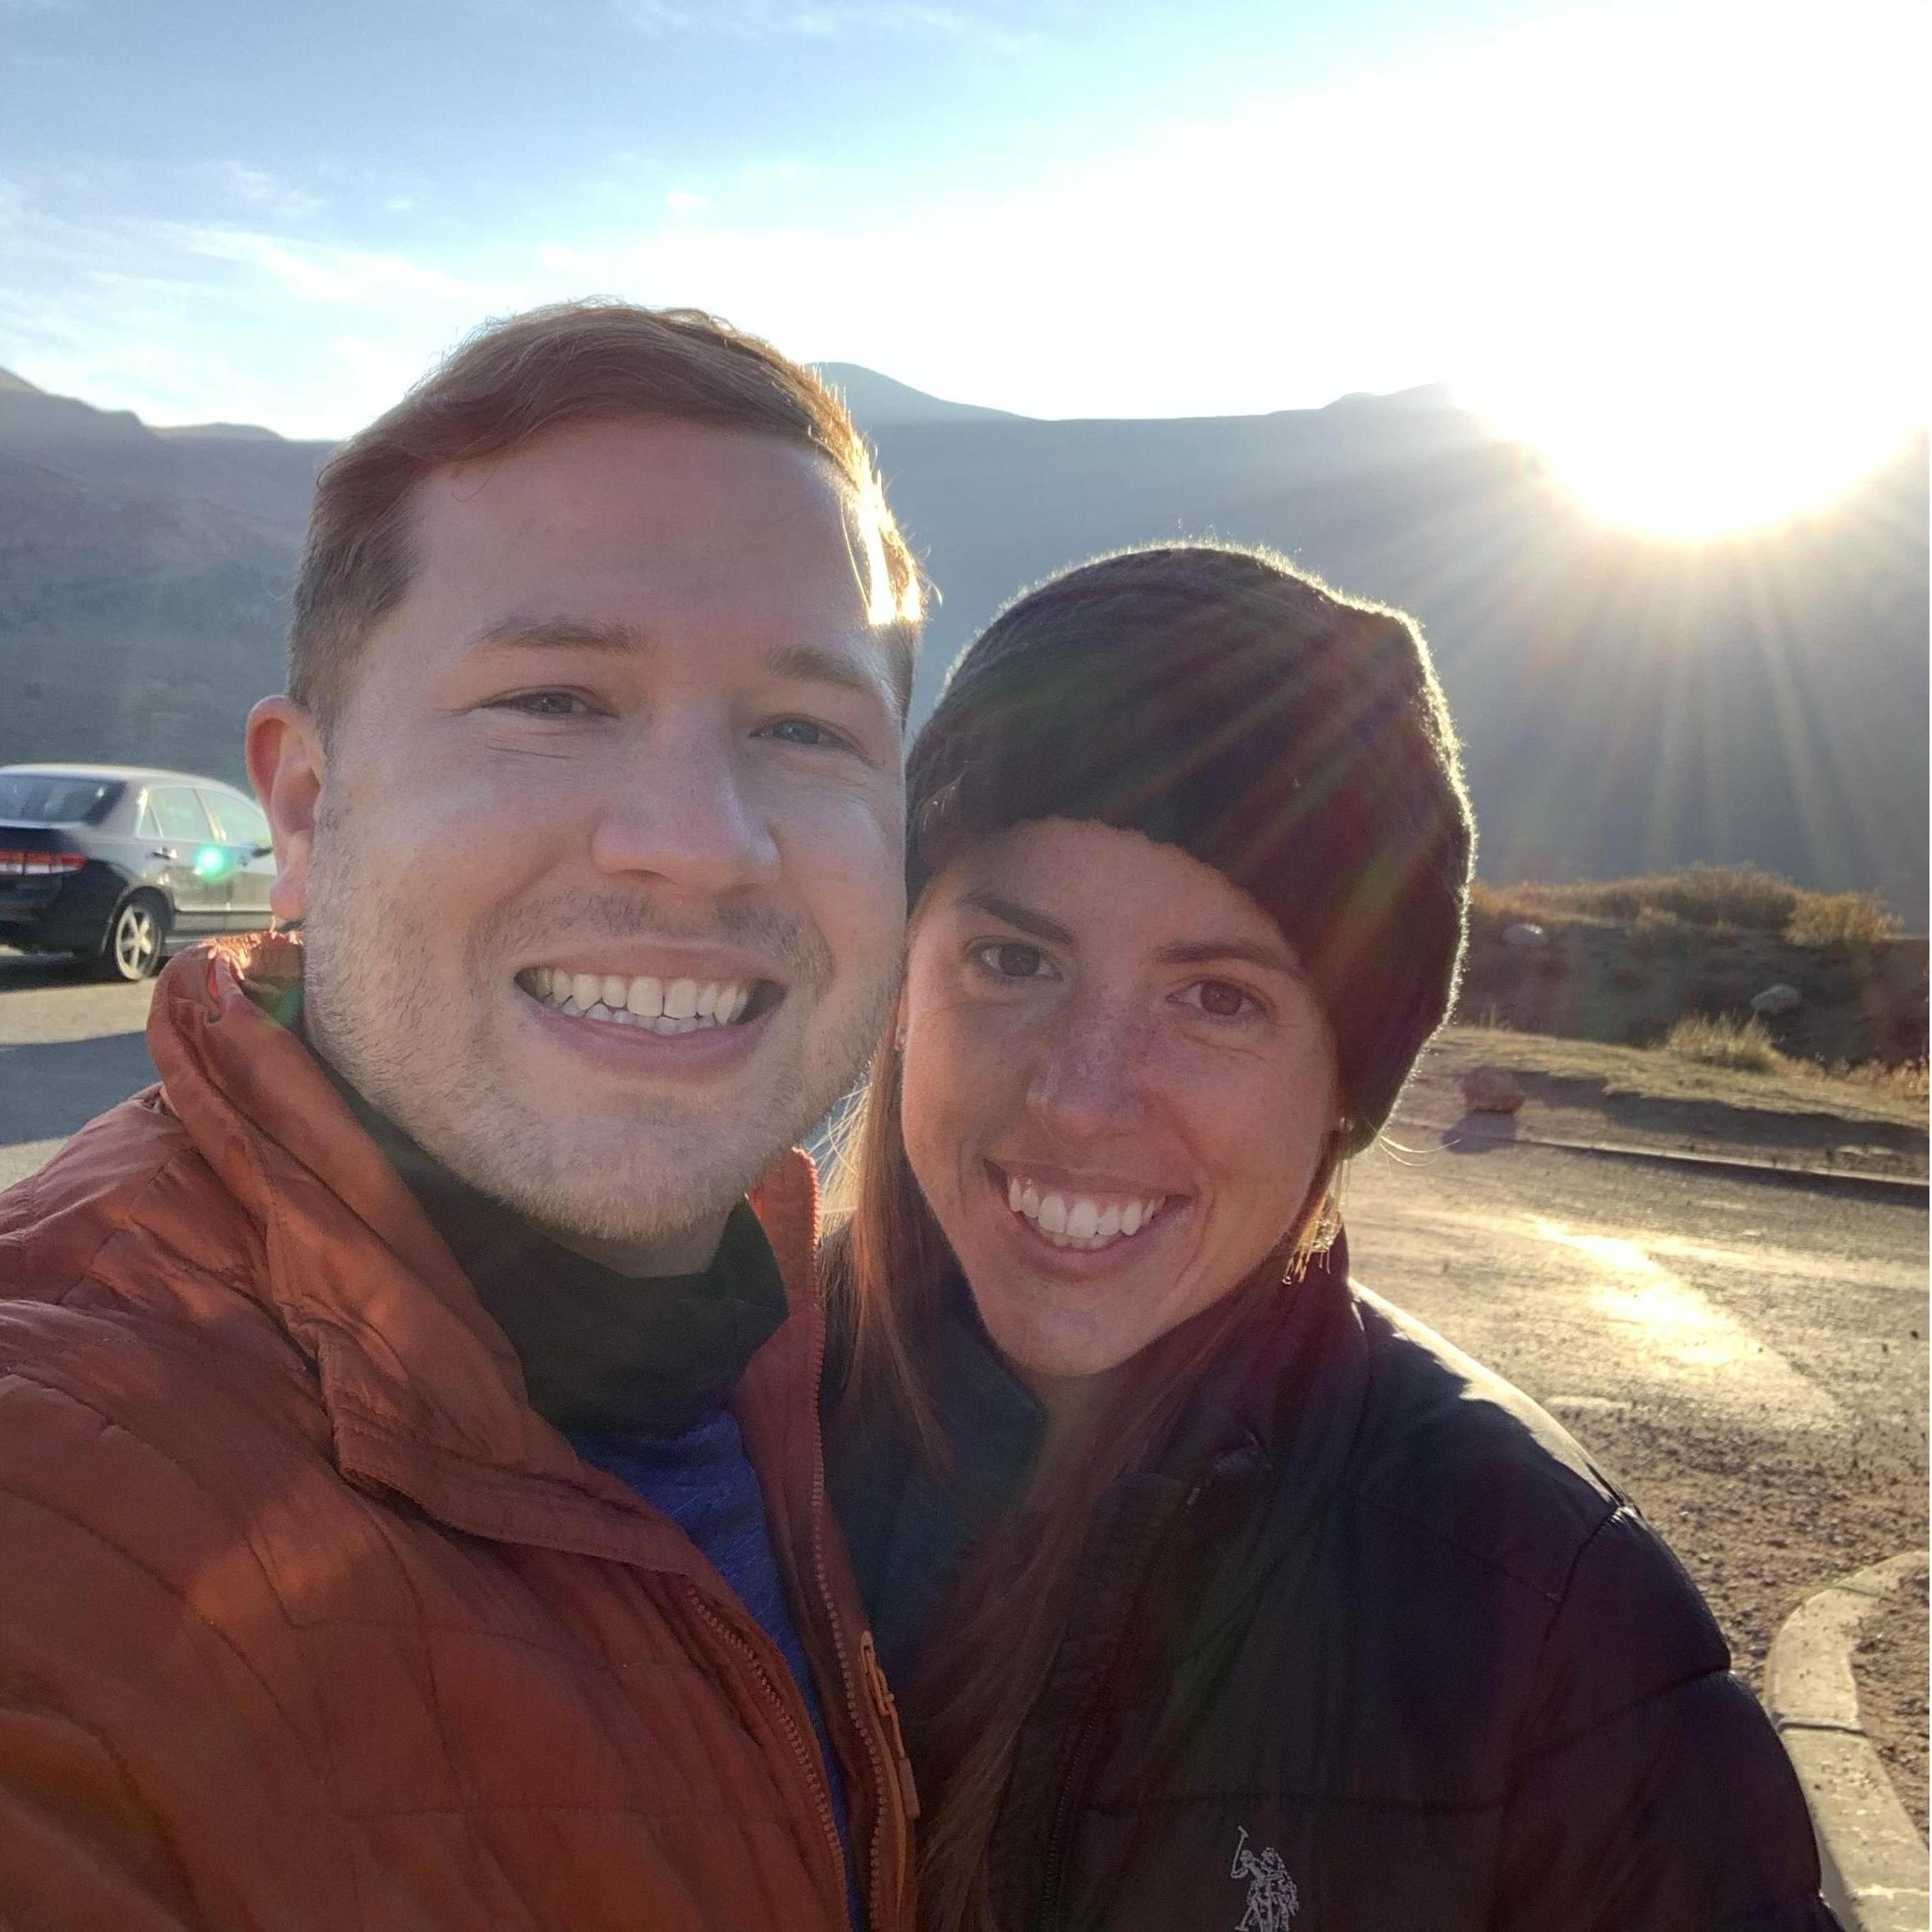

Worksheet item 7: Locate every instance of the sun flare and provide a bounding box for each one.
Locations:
[1437,1,1927,539]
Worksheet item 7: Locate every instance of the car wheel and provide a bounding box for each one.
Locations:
[96,893,169,982]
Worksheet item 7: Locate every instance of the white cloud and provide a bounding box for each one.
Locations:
[176,226,479,307]
[200,161,326,221]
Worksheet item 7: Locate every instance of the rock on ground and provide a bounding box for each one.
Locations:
[1461,1064,1527,1113]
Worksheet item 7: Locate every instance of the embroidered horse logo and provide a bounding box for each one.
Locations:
[1230,1827,1300,1931]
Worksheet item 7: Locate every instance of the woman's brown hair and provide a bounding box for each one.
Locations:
[827,542,1472,1930]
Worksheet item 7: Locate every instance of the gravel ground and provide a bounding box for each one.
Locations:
[1857,1567,1929,1839]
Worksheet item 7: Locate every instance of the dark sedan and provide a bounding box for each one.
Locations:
[0,765,277,980]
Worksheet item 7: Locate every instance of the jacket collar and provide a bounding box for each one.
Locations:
[145,932,823,1572]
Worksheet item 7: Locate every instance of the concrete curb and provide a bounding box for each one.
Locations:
[1764,1551,1929,1932]
[1436,1118,1929,1201]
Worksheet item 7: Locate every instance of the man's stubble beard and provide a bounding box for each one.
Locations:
[300,797,898,1250]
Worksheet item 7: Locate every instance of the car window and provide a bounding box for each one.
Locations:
[144,787,215,844]
[0,774,119,824]
[201,789,270,846]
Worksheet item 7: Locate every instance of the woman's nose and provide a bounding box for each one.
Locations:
[588,724,782,900]
[1024,999,1150,1137]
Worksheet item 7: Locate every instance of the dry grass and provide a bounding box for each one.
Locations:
[1839,1056,1931,1104]
[1424,1024,1929,1130]
[1664,1012,1789,1074]
[1784,893,1904,948]
[1471,865,1903,948]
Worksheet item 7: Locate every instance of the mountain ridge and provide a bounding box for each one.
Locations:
[3,364,1924,919]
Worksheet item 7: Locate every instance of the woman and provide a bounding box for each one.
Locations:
[825,545,1834,1932]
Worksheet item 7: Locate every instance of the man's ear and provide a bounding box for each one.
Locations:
[246,696,328,924]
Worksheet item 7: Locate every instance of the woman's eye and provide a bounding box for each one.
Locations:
[760,717,850,751]
[1185,979,1256,1019]
[974,941,1055,981]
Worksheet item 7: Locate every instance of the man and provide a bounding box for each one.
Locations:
[0,302,923,1929]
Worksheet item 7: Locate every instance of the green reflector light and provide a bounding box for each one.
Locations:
[192,845,235,881]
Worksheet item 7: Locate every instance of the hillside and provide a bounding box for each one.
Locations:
[1,365,1924,917]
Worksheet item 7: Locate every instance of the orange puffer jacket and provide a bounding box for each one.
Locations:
[0,934,917,1931]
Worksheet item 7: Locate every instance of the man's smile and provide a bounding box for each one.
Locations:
[516,964,781,1034]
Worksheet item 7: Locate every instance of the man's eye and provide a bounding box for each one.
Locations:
[973,941,1055,981]
[760,717,852,751]
[495,691,593,718]
[1184,979,1256,1019]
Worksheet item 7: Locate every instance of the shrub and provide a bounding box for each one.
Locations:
[1472,864,1900,943]
[1663,1013,1789,1073]
[1784,893,1900,949]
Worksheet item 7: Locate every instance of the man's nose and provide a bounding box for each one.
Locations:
[588,720,781,899]
[1024,994,1150,1139]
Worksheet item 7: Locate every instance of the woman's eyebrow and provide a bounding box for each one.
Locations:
[957,890,1076,947]
[1154,937,1306,977]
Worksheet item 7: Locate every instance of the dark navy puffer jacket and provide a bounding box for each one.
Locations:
[829,1241,1839,1932]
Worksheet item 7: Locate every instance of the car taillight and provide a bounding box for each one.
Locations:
[0,850,87,875]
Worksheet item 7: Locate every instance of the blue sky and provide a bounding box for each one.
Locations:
[3,0,1924,529]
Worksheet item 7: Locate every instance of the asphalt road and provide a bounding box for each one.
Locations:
[1346,1130,1926,1463]
[0,952,159,1190]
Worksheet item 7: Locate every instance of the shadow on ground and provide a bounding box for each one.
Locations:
[1441,1111,1521,1154]
[0,1033,158,1146]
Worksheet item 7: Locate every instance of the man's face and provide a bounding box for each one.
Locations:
[260,419,907,1266]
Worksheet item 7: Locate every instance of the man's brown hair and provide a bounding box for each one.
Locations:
[289,299,924,725]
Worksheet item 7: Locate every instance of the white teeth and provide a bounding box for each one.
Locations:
[1004,1175,1168,1251]
[526,969,757,1029]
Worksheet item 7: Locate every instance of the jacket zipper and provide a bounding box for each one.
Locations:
[684,1581,849,1925]
[807,1292,918,1928]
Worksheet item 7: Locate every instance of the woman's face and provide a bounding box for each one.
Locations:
[898,817,1341,1394]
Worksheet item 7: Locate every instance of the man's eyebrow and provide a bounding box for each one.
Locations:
[765,641,895,710]
[957,890,1077,947]
[462,616,644,654]
[1154,936,1307,978]
[457,622,893,710]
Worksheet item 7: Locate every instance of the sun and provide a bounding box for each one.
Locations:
[1442,0,1926,540]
